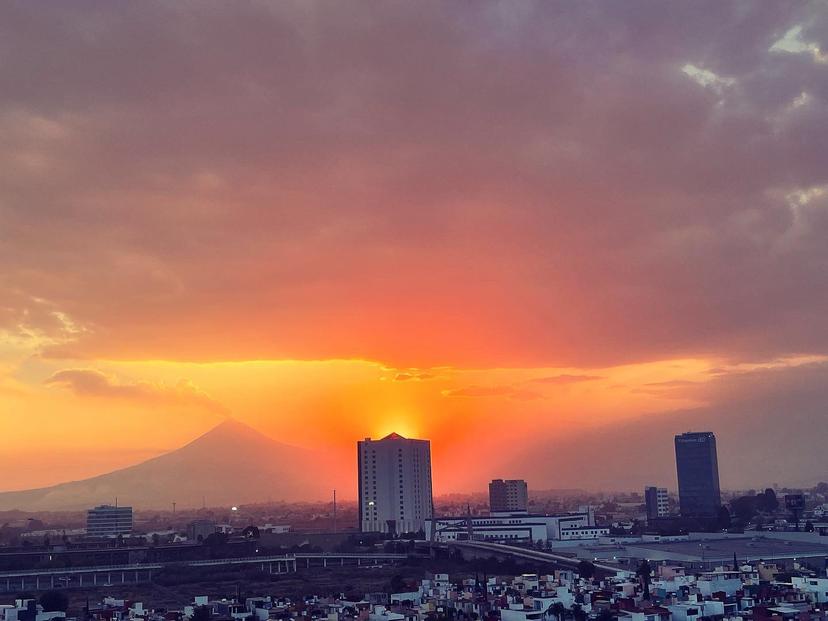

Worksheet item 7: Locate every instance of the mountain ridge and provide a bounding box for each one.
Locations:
[0,419,329,511]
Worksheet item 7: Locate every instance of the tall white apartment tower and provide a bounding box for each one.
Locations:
[358,433,433,534]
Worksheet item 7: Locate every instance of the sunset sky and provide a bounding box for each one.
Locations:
[1,2,827,498]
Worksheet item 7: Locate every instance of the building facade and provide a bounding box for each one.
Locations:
[358,432,433,534]
[425,511,605,544]
[489,479,529,513]
[674,432,721,517]
[645,486,670,520]
[86,505,133,537]
[186,519,217,541]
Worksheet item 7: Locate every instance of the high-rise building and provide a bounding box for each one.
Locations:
[86,504,133,537]
[489,479,528,513]
[674,431,721,517]
[644,486,669,520]
[358,432,433,534]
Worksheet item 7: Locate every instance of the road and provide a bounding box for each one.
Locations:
[450,540,629,576]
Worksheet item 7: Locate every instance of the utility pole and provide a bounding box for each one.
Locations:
[333,489,337,534]
[172,501,176,514]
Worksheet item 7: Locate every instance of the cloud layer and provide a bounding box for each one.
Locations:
[0,1,826,369]
[507,359,828,490]
[45,368,229,415]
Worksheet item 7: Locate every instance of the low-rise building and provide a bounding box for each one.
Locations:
[489,480,529,514]
[645,487,670,520]
[0,600,66,621]
[425,511,606,544]
[186,519,217,542]
[87,505,133,538]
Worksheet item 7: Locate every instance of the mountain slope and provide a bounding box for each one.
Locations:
[0,419,330,511]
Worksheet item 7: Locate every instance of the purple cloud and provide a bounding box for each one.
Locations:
[0,1,825,369]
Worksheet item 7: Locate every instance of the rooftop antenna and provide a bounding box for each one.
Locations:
[333,489,337,534]
[115,496,118,508]
[172,501,176,514]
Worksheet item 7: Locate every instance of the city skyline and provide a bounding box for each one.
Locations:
[0,419,802,510]
[2,2,828,496]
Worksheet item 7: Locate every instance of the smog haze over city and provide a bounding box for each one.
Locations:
[3,1,828,507]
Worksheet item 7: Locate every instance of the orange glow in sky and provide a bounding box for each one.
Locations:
[4,337,819,496]
[2,1,827,500]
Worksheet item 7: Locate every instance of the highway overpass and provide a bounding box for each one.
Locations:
[0,552,410,593]
[449,541,630,577]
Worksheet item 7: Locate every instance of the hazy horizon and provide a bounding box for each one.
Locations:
[0,417,822,508]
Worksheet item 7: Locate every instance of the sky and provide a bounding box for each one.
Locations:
[1,1,827,498]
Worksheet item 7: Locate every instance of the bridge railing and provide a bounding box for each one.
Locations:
[0,551,411,577]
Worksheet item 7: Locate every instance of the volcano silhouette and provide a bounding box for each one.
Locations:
[0,419,329,510]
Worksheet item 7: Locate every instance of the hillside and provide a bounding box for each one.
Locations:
[0,419,329,510]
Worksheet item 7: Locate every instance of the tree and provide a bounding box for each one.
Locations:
[717,506,732,530]
[191,606,212,621]
[241,525,260,540]
[731,495,758,522]
[550,603,566,621]
[571,605,587,621]
[636,560,652,600]
[389,574,407,593]
[204,532,228,546]
[805,521,815,533]
[576,560,596,580]
[755,489,779,513]
[39,591,69,612]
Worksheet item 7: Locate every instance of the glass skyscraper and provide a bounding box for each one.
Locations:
[674,431,721,517]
